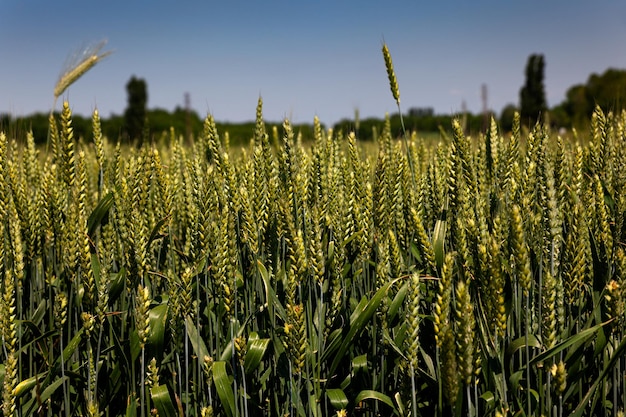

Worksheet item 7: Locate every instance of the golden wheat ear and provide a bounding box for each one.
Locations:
[53,39,113,107]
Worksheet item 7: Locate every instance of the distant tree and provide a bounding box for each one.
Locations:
[557,69,626,128]
[587,69,626,110]
[408,107,434,117]
[520,54,546,124]
[103,114,125,142]
[499,104,518,132]
[0,113,10,129]
[124,76,148,143]
[563,84,591,127]
[548,104,570,130]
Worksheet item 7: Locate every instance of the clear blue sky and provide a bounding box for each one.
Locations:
[2,1,626,125]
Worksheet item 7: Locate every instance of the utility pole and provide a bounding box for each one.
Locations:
[481,83,489,131]
[184,92,191,142]
[460,99,468,134]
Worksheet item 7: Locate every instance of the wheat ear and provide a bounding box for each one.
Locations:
[53,40,112,106]
[382,43,400,105]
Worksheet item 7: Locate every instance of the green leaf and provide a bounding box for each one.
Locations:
[151,384,178,417]
[328,279,399,376]
[326,388,349,410]
[343,228,362,247]
[479,391,495,407]
[382,327,406,359]
[243,338,270,375]
[130,328,141,363]
[213,361,235,417]
[19,375,64,416]
[19,328,82,417]
[505,334,540,369]
[410,241,422,264]
[62,327,84,364]
[509,370,524,391]
[354,390,398,414]
[14,326,55,357]
[387,280,407,323]
[185,315,209,364]
[149,303,169,362]
[219,323,245,363]
[419,346,437,380]
[125,393,138,417]
[257,260,287,322]
[13,375,41,398]
[528,320,610,366]
[108,267,126,304]
[324,297,369,361]
[30,299,48,326]
[352,354,368,373]
[433,218,446,271]
[571,328,626,417]
[145,216,169,255]
[38,376,68,404]
[87,191,113,238]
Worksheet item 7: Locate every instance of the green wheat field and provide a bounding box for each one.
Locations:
[1,45,626,417]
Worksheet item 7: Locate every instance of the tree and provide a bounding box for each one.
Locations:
[499,104,518,132]
[520,54,546,124]
[124,76,148,143]
[557,69,626,128]
[587,69,626,110]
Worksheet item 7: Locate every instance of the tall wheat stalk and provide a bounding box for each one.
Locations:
[382,42,417,188]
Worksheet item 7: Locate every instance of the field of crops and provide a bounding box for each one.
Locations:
[2,48,626,417]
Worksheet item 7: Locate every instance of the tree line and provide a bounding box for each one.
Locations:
[2,57,626,145]
[0,77,314,147]
[503,55,626,132]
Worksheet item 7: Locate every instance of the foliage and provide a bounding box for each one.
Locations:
[520,54,547,125]
[499,103,518,132]
[124,75,148,144]
[558,68,626,128]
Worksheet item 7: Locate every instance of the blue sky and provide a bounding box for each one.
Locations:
[2,1,626,125]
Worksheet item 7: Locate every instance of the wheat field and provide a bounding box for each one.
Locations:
[1,47,626,417]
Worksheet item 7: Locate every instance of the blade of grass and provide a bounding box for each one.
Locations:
[354,390,399,415]
[151,385,178,417]
[243,338,270,375]
[213,361,235,417]
[328,279,399,376]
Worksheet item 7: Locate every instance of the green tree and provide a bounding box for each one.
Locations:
[124,76,148,143]
[520,54,546,124]
[548,104,570,129]
[587,69,626,110]
[563,84,591,127]
[499,104,518,132]
[558,69,626,128]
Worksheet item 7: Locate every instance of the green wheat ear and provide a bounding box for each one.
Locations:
[382,43,400,105]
